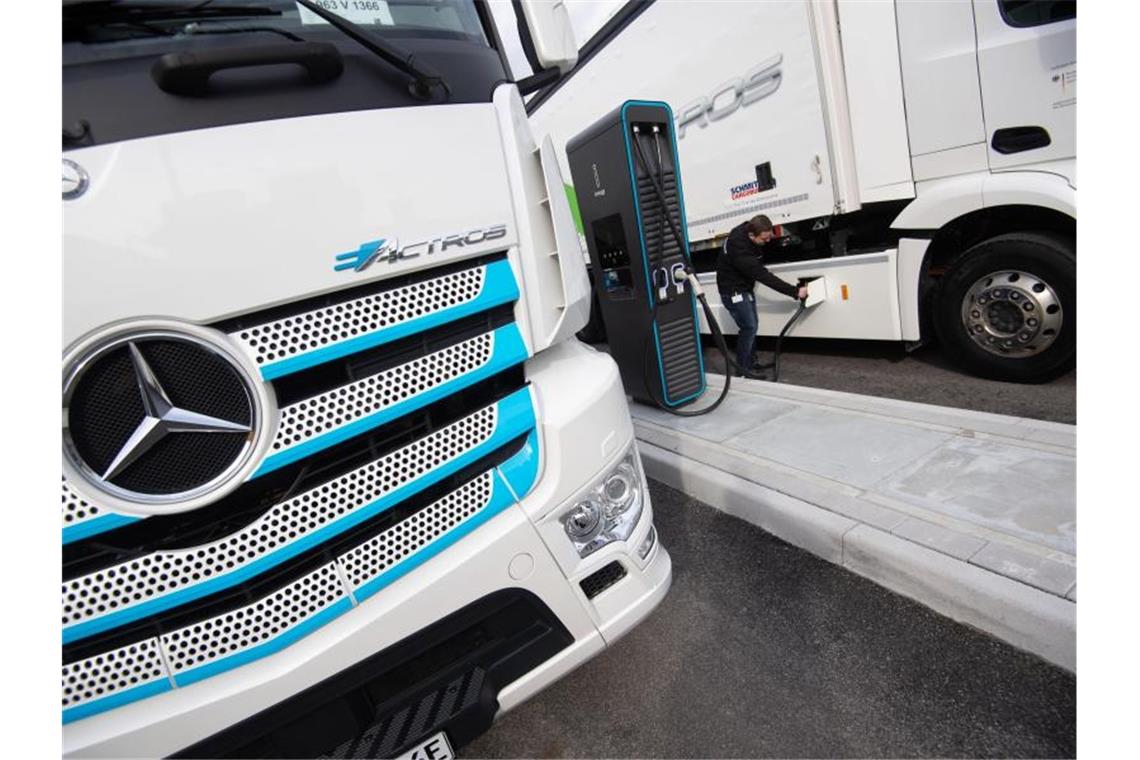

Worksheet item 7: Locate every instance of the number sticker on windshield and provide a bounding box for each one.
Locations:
[297,1,395,26]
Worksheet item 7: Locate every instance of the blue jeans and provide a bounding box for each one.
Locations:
[722,291,758,373]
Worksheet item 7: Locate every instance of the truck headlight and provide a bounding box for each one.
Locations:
[560,447,645,558]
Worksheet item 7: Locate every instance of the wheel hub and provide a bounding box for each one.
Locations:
[961,270,1063,358]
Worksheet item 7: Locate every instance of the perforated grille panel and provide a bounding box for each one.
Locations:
[161,563,345,676]
[62,404,499,630]
[62,639,167,710]
[62,464,518,720]
[339,471,495,592]
[271,332,495,453]
[62,477,103,527]
[230,266,486,368]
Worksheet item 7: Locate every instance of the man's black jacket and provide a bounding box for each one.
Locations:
[716,221,799,299]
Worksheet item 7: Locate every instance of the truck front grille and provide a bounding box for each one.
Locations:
[61,253,542,723]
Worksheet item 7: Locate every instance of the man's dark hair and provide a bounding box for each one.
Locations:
[746,215,774,235]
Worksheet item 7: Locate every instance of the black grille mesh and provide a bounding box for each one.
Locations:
[67,339,252,495]
[67,346,144,476]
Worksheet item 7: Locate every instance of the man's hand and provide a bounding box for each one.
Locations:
[797,285,809,301]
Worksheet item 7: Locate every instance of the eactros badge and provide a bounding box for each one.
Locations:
[62,158,89,200]
[63,329,262,510]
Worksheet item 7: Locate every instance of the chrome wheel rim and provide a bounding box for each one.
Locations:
[960,270,1063,358]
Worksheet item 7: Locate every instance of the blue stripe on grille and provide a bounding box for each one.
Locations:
[353,472,517,603]
[253,322,530,478]
[62,388,536,645]
[62,679,171,725]
[62,513,141,545]
[496,428,541,501]
[259,259,519,381]
[172,597,355,688]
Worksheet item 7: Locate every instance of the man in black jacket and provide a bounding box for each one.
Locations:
[717,215,807,377]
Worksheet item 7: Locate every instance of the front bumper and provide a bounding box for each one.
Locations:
[64,341,671,757]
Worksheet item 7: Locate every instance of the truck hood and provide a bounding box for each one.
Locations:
[63,104,518,347]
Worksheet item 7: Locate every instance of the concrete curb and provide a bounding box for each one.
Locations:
[701,375,1076,451]
[640,440,1076,672]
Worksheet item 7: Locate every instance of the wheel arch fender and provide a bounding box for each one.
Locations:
[891,171,1075,231]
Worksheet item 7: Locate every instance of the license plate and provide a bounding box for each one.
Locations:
[395,731,454,760]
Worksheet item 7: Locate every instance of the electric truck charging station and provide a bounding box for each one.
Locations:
[567,101,708,410]
[568,100,827,408]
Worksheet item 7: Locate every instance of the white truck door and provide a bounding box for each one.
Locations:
[972,0,1076,171]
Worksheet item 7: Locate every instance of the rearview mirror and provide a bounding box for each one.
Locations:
[516,0,578,74]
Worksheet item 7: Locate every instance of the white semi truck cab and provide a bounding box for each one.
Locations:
[61,2,670,756]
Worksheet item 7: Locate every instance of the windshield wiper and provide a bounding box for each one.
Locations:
[293,0,449,100]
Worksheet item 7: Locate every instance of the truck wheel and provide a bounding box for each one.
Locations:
[935,232,1074,383]
[576,290,608,344]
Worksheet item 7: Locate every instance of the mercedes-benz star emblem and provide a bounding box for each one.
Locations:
[62,158,88,200]
[101,343,251,481]
[64,329,262,510]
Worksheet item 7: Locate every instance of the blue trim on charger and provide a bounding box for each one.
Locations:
[496,428,541,500]
[254,322,530,477]
[62,512,140,545]
[173,597,355,688]
[620,100,706,407]
[259,259,519,381]
[62,388,537,645]
[353,473,517,602]
[63,678,171,725]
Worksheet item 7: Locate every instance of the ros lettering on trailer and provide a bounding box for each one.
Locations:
[675,54,783,139]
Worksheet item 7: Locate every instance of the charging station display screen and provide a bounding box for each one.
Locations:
[592,213,634,298]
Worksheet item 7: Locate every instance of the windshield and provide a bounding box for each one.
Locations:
[64,0,506,147]
[64,0,489,58]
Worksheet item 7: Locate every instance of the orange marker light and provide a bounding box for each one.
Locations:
[841,284,849,301]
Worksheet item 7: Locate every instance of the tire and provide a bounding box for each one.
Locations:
[934,232,1075,383]
[576,289,608,344]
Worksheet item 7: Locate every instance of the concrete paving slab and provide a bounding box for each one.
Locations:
[632,392,797,443]
[891,516,988,561]
[722,406,954,488]
[873,437,1075,554]
[969,542,1077,596]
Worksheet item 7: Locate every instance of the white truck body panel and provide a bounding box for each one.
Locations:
[697,249,904,341]
[529,0,838,239]
[63,105,518,348]
[836,0,914,203]
[895,0,986,159]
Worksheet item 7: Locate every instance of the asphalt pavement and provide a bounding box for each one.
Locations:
[700,337,1076,424]
[465,479,1076,759]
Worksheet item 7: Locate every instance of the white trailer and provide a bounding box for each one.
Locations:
[531,0,1076,383]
